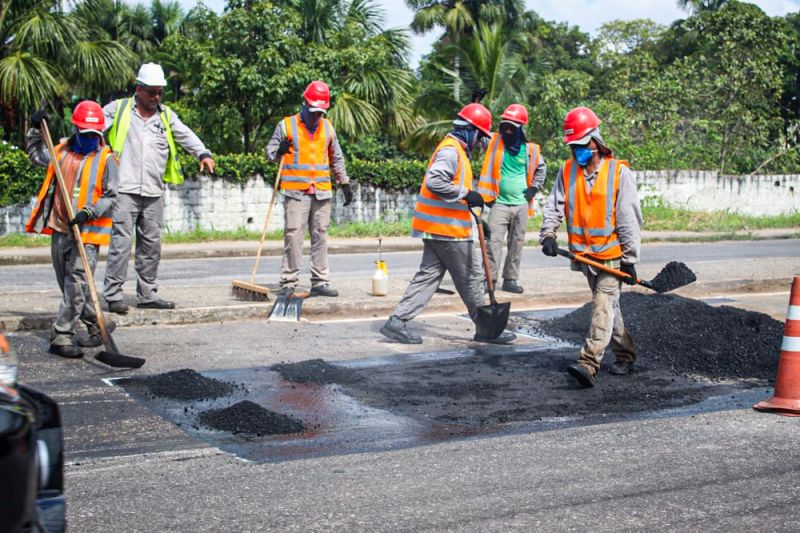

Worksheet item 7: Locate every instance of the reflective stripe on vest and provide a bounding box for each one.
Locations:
[563,158,625,260]
[109,98,183,185]
[25,143,115,246]
[279,115,333,191]
[411,137,473,238]
[477,134,541,216]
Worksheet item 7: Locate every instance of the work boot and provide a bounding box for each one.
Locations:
[567,362,595,388]
[48,344,84,359]
[107,301,129,315]
[501,279,524,294]
[310,284,338,297]
[609,360,634,375]
[380,316,422,344]
[76,321,117,348]
[473,331,517,344]
[137,298,175,310]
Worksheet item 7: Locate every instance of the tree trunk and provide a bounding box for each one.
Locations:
[453,33,461,103]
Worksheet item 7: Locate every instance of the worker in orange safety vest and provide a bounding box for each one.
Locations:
[380,103,516,346]
[539,106,643,388]
[25,101,119,359]
[265,80,352,297]
[476,103,546,294]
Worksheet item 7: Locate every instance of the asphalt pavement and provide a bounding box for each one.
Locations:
[4,232,800,531]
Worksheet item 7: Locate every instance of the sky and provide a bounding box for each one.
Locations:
[182,0,800,67]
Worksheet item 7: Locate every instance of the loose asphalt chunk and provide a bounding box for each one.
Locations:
[198,400,305,436]
[535,292,783,381]
[124,368,238,401]
[271,358,362,385]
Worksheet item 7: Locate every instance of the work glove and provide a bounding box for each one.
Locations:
[276,139,292,157]
[481,219,491,240]
[620,262,637,285]
[524,186,540,202]
[68,206,93,227]
[341,183,353,206]
[465,190,484,208]
[31,108,48,128]
[541,236,558,257]
[471,87,487,103]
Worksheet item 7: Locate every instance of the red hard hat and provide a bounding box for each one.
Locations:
[303,80,331,110]
[563,106,601,144]
[72,100,105,133]
[501,104,528,125]
[457,103,492,136]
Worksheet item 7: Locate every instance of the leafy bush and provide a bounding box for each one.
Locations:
[0,140,43,207]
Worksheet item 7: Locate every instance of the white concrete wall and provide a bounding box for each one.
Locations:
[2,170,798,235]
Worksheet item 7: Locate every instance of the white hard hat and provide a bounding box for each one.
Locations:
[136,63,167,87]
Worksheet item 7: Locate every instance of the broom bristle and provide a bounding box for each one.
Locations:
[231,281,271,302]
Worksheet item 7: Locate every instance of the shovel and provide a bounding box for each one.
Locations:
[268,289,309,322]
[556,248,696,293]
[471,206,510,339]
[40,119,145,369]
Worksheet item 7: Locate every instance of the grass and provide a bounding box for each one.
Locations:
[2,208,797,248]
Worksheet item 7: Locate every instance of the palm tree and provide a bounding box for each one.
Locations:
[0,0,136,139]
[677,0,729,13]
[404,0,526,101]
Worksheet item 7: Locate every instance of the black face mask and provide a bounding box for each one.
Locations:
[500,125,524,156]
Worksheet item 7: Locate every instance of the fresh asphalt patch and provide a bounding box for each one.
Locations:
[114,292,781,463]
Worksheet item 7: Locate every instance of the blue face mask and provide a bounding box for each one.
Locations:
[73,132,100,154]
[573,146,596,167]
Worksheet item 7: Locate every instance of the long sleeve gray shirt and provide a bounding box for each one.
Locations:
[539,159,642,264]
[265,118,349,201]
[411,134,477,241]
[26,129,119,222]
[102,98,211,198]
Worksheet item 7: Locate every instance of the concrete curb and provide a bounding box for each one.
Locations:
[2,277,791,332]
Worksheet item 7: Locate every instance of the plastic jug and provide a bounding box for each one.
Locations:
[372,260,388,296]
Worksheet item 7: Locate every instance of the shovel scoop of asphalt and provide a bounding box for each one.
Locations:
[96,350,145,369]
[649,261,697,294]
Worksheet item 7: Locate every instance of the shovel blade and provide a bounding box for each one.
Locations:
[649,261,697,293]
[96,350,145,369]
[475,301,511,339]
[268,294,304,322]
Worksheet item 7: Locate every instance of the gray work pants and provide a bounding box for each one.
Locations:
[487,203,528,282]
[577,270,637,376]
[281,195,331,288]
[50,231,100,346]
[393,239,484,323]
[104,193,164,304]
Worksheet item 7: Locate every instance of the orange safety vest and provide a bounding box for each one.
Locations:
[477,134,541,216]
[563,158,627,261]
[279,114,334,192]
[25,142,115,246]
[411,136,474,239]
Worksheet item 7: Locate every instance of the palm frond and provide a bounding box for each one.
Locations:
[328,92,381,137]
[70,40,137,96]
[0,51,61,113]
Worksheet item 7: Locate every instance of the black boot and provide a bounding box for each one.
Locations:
[567,362,595,388]
[380,316,422,344]
[501,279,524,294]
[48,344,84,359]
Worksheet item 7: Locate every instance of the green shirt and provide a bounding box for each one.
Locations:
[496,148,528,205]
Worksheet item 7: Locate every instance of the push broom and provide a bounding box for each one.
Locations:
[40,118,145,369]
[231,161,283,301]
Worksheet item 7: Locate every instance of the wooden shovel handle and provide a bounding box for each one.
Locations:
[249,160,283,283]
[470,205,497,306]
[556,248,655,290]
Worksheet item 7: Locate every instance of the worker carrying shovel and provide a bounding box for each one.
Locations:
[539,107,643,388]
[380,103,516,346]
[25,102,118,359]
[265,80,353,298]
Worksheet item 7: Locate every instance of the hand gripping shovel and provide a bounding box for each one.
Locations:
[556,248,696,293]
[40,119,145,369]
[471,206,510,339]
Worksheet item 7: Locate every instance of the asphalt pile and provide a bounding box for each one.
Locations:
[272,358,362,385]
[650,261,697,293]
[198,400,305,436]
[537,292,783,380]
[125,369,238,400]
